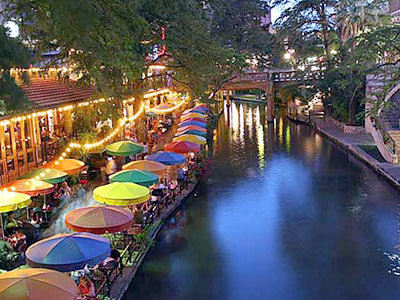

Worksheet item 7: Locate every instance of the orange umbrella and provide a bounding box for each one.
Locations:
[41,159,85,175]
[0,268,78,300]
[2,179,55,196]
[122,160,166,176]
[177,125,207,133]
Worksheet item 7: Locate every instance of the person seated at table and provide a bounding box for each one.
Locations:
[59,181,72,196]
[77,276,96,299]
[105,156,118,180]
[98,249,121,273]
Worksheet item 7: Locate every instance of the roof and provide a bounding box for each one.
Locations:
[19,78,96,109]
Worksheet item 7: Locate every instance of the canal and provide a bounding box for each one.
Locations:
[125,101,400,299]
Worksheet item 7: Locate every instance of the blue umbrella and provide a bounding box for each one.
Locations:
[175,130,207,137]
[178,121,206,128]
[145,151,186,166]
[26,232,111,272]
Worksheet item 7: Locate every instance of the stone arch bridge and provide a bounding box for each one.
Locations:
[220,69,323,122]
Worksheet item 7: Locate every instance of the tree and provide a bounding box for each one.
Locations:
[0,26,32,113]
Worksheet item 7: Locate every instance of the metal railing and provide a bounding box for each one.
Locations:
[375,118,397,155]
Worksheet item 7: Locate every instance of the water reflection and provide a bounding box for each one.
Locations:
[126,102,400,300]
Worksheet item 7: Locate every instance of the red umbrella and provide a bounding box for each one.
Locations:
[65,205,133,234]
[177,125,207,133]
[164,141,201,154]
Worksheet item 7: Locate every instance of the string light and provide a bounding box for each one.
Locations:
[149,99,186,114]
[143,88,171,99]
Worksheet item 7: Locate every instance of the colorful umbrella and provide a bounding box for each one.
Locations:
[2,179,54,196]
[180,117,206,124]
[177,125,207,133]
[173,134,207,145]
[20,168,68,184]
[175,129,207,137]
[151,103,174,115]
[181,113,206,120]
[109,169,159,186]
[65,205,133,234]
[122,160,166,176]
[145,151,186,166]
[178,121,206,128]
[164,141,201,154]
[26,232,110,272]
[0,268,78,300]
[183,108,206,115]
[105,141,144,156]
[0,191,32,237]
[0,191,31,214]
[93,182,150,206]
[41,159,85,175]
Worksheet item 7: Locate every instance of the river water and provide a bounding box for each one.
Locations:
[125,101,400,299]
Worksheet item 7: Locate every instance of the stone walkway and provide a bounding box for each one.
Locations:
[312,117,400,189]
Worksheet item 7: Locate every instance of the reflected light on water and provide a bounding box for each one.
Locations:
[247,106,253,139]
[278,118,284,145]
[285,125,291,153]
[239,104,244,144]
[257,123,265,171]
[230,102,239,144]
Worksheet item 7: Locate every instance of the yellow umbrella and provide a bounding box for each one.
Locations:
[41,159,85,175]
[122,160,166,176]
[173,134,207,145]
[0,191,31,214]
[0,191,31,237]
[181,113,206,120]
[93,182,150,206]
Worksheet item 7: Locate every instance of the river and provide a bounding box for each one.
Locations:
[124,101,400,299]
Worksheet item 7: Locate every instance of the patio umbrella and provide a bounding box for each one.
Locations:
[181,113,206,120]
[178,121,206,128]
[0,191,32,237]
[41,159,85,175]
[180,117,206,124]
[26,232,110,272]
[65,205,133,234]
[20,168,68,184]
[93,182,150,206]
[109,169,159,187]
[105,141,144,156]
[0,268,78,300]
[175,129,207,138]
[145,151,186,166]
[164,141,201,154]
[173,134,207,145]
[177,125,207,133]
[2,179,55,197]
[183,108,206,115]
[122,160,166,176]
[151,103,174,115]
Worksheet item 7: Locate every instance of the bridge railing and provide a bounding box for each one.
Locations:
[226,70,324,85]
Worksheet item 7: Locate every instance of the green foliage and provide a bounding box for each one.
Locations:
[275,0,392,124]
[0,26,32,113]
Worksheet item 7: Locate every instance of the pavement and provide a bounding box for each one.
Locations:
[312,117,400,189]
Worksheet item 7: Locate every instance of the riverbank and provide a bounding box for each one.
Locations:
[310,117,400,189]
[109,179,199,299]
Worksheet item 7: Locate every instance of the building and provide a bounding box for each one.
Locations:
[390,0,400,22]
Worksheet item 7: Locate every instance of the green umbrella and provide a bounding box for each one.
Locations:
[20,168,68,184]
[105,141,144,156]
[109,169,159,187]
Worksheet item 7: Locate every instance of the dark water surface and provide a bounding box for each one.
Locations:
[125,102,400,300]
